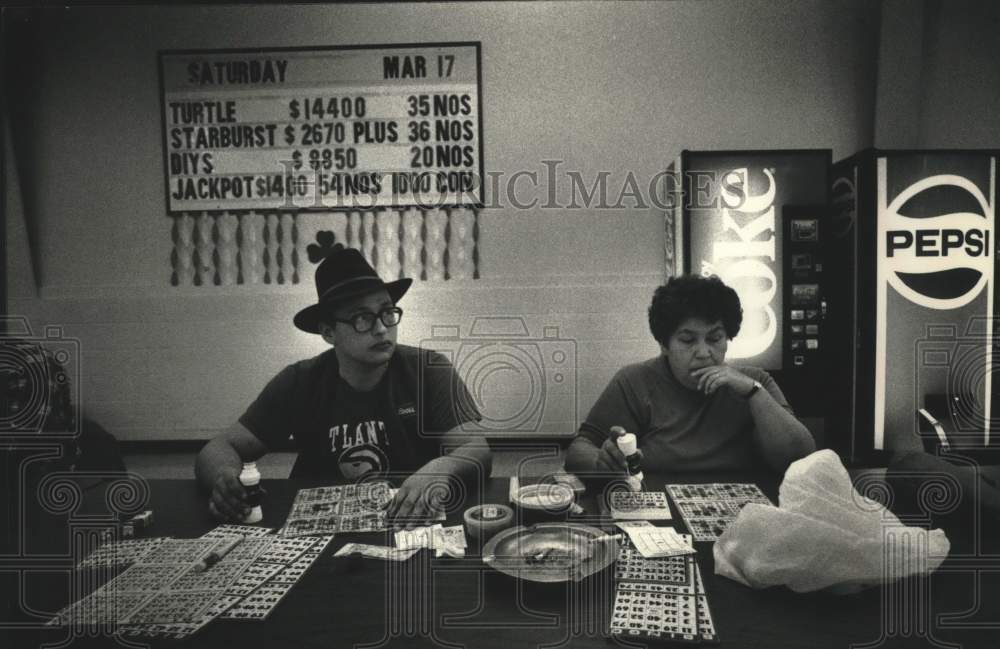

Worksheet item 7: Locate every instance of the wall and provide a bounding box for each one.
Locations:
[918,0,1000,148]
[875,0,1000,149]
[6,0,878,441]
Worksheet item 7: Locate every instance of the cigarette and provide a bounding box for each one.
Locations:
[194,535,243,572]
[589,533,625,544]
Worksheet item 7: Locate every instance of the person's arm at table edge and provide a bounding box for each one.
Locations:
[413,348,493,482]
[388,426,491,528]
[195,423,269,519]
[565,370,638,475]
[197,362,295,519]
[747,380,815,473]
[422,426,493,482]
[564,435,598,474]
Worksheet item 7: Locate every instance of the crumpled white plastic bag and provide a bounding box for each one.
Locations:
[713,450,950,593]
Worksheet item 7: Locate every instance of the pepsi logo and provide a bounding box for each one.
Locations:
[882,173,993,310]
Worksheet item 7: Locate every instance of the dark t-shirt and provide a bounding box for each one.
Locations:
[239,345,480,480]
[578,356,793,472]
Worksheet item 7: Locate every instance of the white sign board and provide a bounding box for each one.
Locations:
[159,43,483,212]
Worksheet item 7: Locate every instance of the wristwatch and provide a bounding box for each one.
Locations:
[744,380,763,400]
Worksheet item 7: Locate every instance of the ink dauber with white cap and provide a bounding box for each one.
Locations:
[612,426,645,492]
[239,462,264,523]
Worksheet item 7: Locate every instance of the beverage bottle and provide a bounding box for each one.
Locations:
[239,462,264,524]
[612,427,645,492]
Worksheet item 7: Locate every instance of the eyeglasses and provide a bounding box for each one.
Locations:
[332,306,403,333]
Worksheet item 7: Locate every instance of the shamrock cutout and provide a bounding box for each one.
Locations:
[306,231,342,264]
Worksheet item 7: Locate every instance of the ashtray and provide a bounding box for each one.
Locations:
[482,523,618,583]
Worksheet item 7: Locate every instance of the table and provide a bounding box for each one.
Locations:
[11,472,1000,648]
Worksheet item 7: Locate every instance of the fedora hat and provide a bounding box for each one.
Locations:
[294,233,412,334]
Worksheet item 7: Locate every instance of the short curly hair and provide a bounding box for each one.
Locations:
[648,275,743,347]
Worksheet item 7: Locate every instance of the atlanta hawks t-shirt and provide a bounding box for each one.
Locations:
[239,345,481,480]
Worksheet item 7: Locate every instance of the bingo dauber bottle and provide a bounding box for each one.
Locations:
[612,426,645,492]
[239,462,264,524]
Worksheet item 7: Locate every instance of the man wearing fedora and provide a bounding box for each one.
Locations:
[195,237,490,528]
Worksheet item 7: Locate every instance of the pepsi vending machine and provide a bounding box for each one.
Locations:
[826,149,999,464]
[671,150,831,416]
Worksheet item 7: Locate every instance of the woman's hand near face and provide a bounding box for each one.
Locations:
[689,364,755,396]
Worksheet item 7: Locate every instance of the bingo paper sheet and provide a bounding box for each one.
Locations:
[609,490,673,520]
[278,482,395,537]
[666,483,771,542]
[52,534,264,637]
[610,534,719,645]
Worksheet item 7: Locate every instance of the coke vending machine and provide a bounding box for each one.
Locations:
[671,149,831,416]
[826,149,1000,464]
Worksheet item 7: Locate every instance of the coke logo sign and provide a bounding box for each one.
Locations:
[709,167,778,359]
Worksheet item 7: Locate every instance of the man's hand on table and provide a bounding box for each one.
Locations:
[208,467,249,522]
[388,463,458,530]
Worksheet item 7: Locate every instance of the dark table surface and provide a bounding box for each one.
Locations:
[10,471,1000,649]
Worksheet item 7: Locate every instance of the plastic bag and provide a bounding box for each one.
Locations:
[713,450,950,593]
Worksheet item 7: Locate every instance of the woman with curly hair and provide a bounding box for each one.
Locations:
[566,274,814,476]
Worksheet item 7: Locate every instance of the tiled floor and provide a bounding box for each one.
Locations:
[124,449,566,480]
